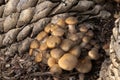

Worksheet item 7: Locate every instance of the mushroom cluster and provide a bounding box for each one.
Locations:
[29,16,100,74]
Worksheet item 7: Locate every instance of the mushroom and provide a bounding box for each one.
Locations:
[46,36,61,48]
[75,57,92,73]
[65,17,78,33]
[79,24,88,33]
[114,0,120,3]
[44,23,53,33]
[36,31,47,41]
[50,64,62,74]
[35,53,42,62]
[88,47,100,60]
[50,48,64,59]
[80,36,91,48]
[67,33,79,41]
[48,57,57,67]
[56,18,66,28]
[30,40,39,49]
[39,42,48,51]
[58,53,78,71]
[82,36,91,43]
[69,46,81,58]
[86,30,94,37]
[51,27,65,37]
[60,39,74,51]
[77,32,85,39]
[29,49,33,55]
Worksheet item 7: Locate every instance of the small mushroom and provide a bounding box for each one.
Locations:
[48,57,57,67]
[30,40,39,49]
[114,0,120,3]
[60,39,74,51]
[50,48,64,59]
[75,57,92,73]
[56,18,66,28]
[51,27,65,37]
[36,31,47,41]
[69,46,81,58]
[50,64,62,74]
[77,32,85,39]
[58,53,78,71]
[44,23,53,33]
[67,33,79,41]
[65,17,78,33]
[79,24,88,33]
[35,53,42,62]
[39,42,48,51]
[46,36,61,48]
[86,30,94,37]
[88,47,100,60]
[82,36,91,43]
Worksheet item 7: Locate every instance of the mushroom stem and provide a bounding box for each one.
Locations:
[68,25,76,33]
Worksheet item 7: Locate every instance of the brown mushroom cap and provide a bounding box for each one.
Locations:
[82,36,91,43]
[51,27,65,37]
[79,25,88,33]
[46,36,61,48]
[58,53,78,71]
[86,30,94,37]
[60,39,74,51]
[36,31,47,41]
[35,53,42,62]
[56,18,66,28]
[39,42,48,51]
[47,57,57,67]
[50,48,64,59]
[65,17,78,25]
[30,40,39,49]
[88,48,99,60]
[44,23,53,33]
[50,64,62,74]
[67,33,79,41]
[76,57,92,73]
[69,46,81,58]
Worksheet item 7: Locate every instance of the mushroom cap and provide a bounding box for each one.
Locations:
[36,31,47,41]
[114,0,120,3]
[50,48,64,59]
[79,25,88,33]
[56,18,66,28]
[47,57,57,67]
[35,53,42,62]
[44,23,53,33]
[60,39,73,51]
[82,36,91,43]
[46,36,61,48]
[75,57,92,73]
[65,17,78,25]
[67,33,79,41]
[77,32,85,39]
[69,46,81,57]
[39,42,48,51]
[30,40,39,49]
[86,30,94,37]
[58,53,78,71]
[50,64,62,74]
[88,48,99,60]
[51,27,65,37]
